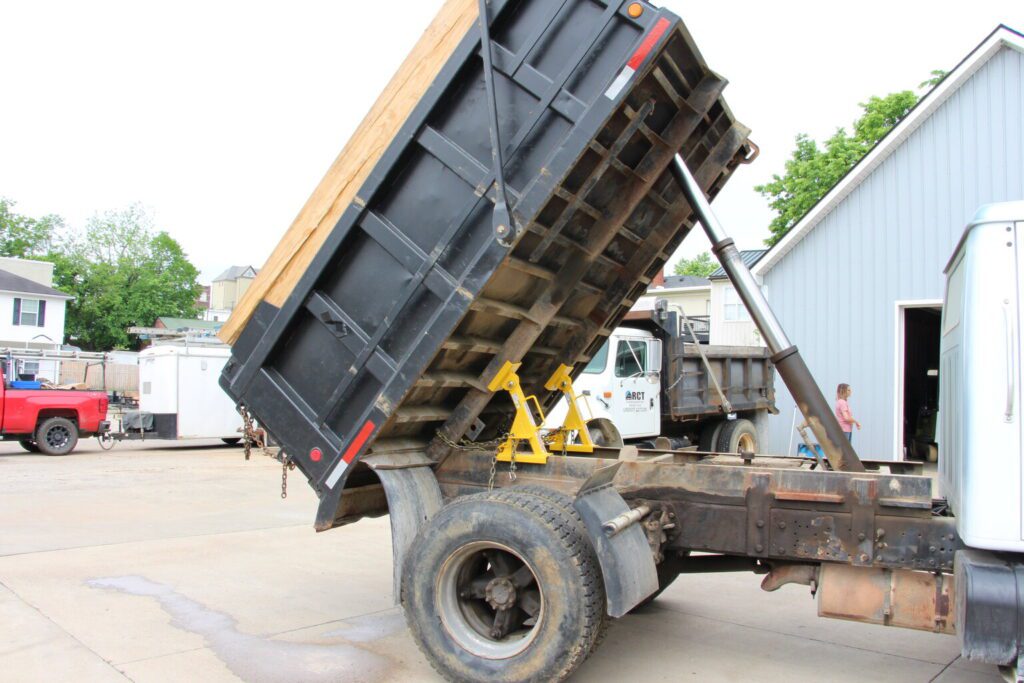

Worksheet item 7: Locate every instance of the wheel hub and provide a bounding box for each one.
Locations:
[485,577,517,610]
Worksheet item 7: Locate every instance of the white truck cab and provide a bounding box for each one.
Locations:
[939,201,1024,675]
[545,327,662,440]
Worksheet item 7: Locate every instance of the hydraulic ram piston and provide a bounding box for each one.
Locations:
[671,155,864,472]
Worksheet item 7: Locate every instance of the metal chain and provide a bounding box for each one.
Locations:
[240,406,256,461]
[508,442,517,482]
[239,405,294,499]
[281,460,295,499]
[487,452,498,491]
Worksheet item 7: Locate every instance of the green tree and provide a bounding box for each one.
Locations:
[51,204,201,350]
[756,74,942,246]
[673,251,717,277]
[0,197,63,258]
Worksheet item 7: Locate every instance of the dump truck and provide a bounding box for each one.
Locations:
[542,313,776,452]
[219,1,1024,680]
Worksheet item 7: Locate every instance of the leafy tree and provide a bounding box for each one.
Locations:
[0,197,63,258]
[756,73,943,246]
[673,251,717,277]
[50,204,201,350]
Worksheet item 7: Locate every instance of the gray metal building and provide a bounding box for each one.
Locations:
[752,25,1024,461]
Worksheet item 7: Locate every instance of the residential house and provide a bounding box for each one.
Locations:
[752,25,1024,461]
[207,266,258,322]
[635,272,711,341]
[0,258,73,381]
[709,249,767,347]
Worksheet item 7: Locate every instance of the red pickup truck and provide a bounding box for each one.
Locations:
[2,367,110,455]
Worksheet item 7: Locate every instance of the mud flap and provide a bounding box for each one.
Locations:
[363,453,443,604]
[573,462,658,617]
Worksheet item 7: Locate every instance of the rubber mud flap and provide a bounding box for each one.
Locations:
[573,463,658,617]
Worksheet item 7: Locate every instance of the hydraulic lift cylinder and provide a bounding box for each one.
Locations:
[671,155,864,472]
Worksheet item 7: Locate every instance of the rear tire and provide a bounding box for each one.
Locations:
[221,438,242,446]
[717,419,758,454]
[35,417,78,456]
[18,440,40,453]
[698,419,725,453]
[505,484,610,651]
[403,490,605,683]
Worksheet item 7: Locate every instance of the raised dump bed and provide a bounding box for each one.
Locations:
[220,0,753,529]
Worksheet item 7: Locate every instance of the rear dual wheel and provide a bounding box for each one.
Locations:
[402,489,606,683]
[699,418,759,454]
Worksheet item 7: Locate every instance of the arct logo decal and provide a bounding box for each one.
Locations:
[625,390,645,401]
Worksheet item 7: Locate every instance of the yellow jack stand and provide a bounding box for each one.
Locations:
[487,361,595,464]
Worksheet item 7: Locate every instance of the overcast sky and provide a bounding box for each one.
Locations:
[2,1,1022,283]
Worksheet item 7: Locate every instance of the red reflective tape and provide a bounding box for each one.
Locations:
[342,419,376,464]
[626,17,670,70]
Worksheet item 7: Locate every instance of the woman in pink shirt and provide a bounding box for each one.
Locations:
[835,383,861,442]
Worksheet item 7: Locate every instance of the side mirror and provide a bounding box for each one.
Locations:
[645,371,660,384]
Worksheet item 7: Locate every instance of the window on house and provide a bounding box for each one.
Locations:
[22,361,39,378]
[723,287,749,322]
[13,298,45,327]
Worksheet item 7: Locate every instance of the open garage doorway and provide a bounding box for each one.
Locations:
[895,301,942,461]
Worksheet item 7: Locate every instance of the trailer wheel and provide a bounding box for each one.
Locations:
[221,438,242,446]
[717,418,758,454]
[586,418,623,448]
[35,417,78,456]
[403,490,605,683]
[18,440,40,453]
[698,420,725,453]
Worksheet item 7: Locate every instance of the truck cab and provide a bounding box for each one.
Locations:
[939,201,1024,675]
[545,328,663,441]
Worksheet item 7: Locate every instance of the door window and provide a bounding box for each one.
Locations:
[583,341,609,374]
[614,340,647,377]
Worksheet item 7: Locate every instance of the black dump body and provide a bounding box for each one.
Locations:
[221,0,753,529]
[668,344,775,419]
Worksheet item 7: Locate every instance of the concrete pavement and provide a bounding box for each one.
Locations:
[0,441,1001,681]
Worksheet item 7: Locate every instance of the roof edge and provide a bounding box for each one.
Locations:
[753,24,1024,277]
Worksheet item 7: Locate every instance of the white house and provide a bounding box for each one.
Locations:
[0,258,73,381]
[634,273,711,340]
[753,25,1024,461]
[709,249,767,347]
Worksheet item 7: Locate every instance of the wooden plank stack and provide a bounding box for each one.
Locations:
[219,0,479,345]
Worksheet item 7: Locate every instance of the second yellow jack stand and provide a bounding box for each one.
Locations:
[487,361,595,465]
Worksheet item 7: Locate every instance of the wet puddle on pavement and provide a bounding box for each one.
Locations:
[89,576,398,682]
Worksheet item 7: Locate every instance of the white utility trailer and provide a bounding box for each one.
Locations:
[118,344,243,443]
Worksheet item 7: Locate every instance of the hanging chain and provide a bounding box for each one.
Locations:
[487,452,498,491]
[508,441,518,482]
[240,406,256,461]
[280,459,295,499]
[239,405,294,499]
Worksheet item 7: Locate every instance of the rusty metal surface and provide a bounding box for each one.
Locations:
[435,449,963,572]
[817,564,956,634]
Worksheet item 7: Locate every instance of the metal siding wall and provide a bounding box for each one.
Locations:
[763,47,1024,460]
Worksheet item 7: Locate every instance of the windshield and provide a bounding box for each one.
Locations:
[583,341,609,374]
